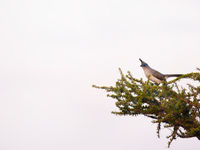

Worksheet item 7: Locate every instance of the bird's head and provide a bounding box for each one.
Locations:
[139,58,149,67]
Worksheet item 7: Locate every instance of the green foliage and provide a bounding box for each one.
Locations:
[93,68,200,147]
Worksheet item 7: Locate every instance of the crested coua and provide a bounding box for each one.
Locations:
[139,58,182,84]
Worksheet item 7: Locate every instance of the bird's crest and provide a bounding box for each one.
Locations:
[139,58,148,67]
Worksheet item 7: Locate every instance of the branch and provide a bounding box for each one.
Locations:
[93,68,200,147]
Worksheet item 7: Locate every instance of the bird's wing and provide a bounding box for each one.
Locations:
[151,69,166,81]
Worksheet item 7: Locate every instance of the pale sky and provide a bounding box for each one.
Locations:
[0,0,200,150]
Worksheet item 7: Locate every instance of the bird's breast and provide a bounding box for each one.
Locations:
[143,68,162,84]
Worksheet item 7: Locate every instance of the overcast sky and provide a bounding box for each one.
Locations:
[0,0,200,150]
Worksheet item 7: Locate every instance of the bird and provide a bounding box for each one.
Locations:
[139,58,182,84]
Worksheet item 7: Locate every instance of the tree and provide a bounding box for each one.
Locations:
[93,68,200,147]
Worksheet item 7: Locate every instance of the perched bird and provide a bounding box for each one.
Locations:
[139,58,182,84]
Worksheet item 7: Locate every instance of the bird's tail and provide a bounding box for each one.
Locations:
[164,74,183,78]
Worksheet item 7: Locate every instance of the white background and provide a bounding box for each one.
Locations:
[0,0,200,149]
